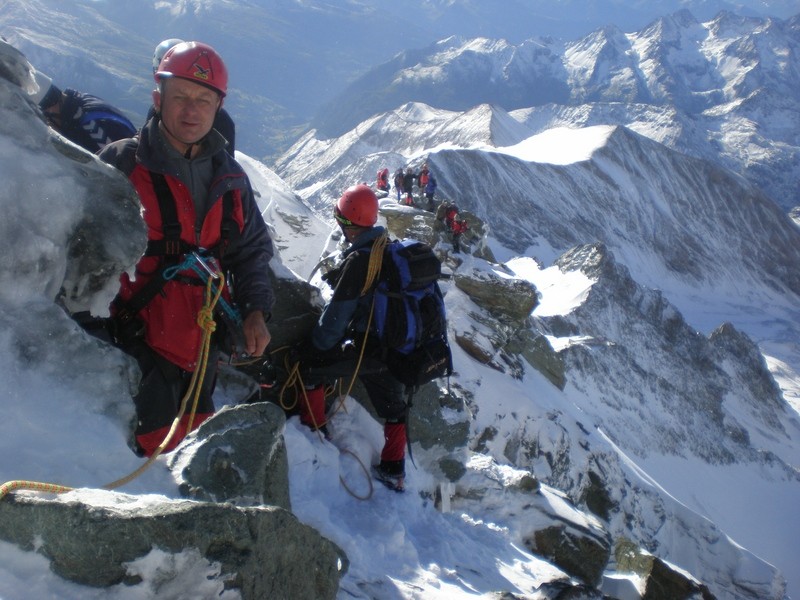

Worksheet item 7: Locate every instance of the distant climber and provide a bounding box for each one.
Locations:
[402,167,416,206]
[417,163,430,204]
[450,216,469,253]
[423,173,438,211]
[393,167,405,201]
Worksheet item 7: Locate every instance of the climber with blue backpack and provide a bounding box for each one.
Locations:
[292,184,452,492]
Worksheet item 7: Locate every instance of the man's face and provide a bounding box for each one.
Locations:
[154,77,221,149]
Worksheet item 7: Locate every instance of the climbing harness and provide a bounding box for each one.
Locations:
[114,171,237,329]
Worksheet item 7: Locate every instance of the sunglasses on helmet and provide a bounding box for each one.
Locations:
[333,206,355,227]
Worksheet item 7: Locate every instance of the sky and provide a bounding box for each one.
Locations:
[1,44,798,600]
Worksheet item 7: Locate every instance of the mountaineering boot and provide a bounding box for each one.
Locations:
[374,421,407,491]
[372,460,406,493]
[299,384,328,436]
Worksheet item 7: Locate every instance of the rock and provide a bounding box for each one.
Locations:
[526,524,610,587]
[453,268,539,323]
[168,402,291,510]
[0,491,347,600]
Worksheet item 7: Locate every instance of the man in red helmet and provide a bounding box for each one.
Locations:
[145,38,237,155]
[296,184,409,492]
[98,41,274,457]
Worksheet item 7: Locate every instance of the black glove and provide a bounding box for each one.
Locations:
[289,338,317,365]
[321,264,343,288]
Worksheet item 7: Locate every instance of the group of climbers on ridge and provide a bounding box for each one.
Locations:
[381,163,437,210]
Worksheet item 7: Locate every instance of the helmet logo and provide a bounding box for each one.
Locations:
[191,51,213,82]
[192,62,211,82]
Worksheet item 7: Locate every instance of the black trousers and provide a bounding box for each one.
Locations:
[125,339,218,435]
[301,353,407,422]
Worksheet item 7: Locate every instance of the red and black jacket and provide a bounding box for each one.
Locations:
[98,118,274,370]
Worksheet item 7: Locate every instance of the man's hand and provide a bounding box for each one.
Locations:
[242,310,270,356]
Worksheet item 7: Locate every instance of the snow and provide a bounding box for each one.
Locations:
[506,257,593,317]
[491,125,615,165]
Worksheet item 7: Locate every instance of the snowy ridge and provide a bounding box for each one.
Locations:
[280,105,800,303]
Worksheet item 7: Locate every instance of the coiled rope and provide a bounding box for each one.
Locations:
[0,273,223,500]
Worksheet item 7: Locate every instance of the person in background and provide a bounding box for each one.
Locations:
[295,184,409,492]
[376,167,390,195]
[450,215,469,253]
[31,69,136,154]
[393,167,405,201]
[416,163,430,204]
[98,41,274,457]
[402,167,416,206]
[423,173,438,212]
[146,38,237,155]
[442,201,459,230]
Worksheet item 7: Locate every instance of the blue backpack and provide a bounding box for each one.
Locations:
[372,239,453,387]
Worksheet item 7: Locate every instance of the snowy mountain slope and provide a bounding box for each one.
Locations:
[499,242,800,600]
[279,104,800,302]
[235,153,332,280]
[276,102,535,207]
[312,10,800,212]
[276,97,800,596]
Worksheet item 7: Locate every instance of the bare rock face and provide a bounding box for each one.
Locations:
[453,267,539,323]
[168,402,291,510]
[527,524,610,588]
[0,491,347,600]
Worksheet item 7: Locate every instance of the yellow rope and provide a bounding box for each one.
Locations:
[361,233,387,295]
[1,273,224,500]
[0,480,74,498]
[338,448,373,501]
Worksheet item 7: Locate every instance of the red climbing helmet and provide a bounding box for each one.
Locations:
[335,184,379,227]
[155,41,228,97]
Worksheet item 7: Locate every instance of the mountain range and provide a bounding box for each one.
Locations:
[310,9,800,214]
[2,1,799,199]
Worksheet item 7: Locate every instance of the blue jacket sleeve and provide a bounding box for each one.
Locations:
[311,250,371,351]
[312,297,360,351]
